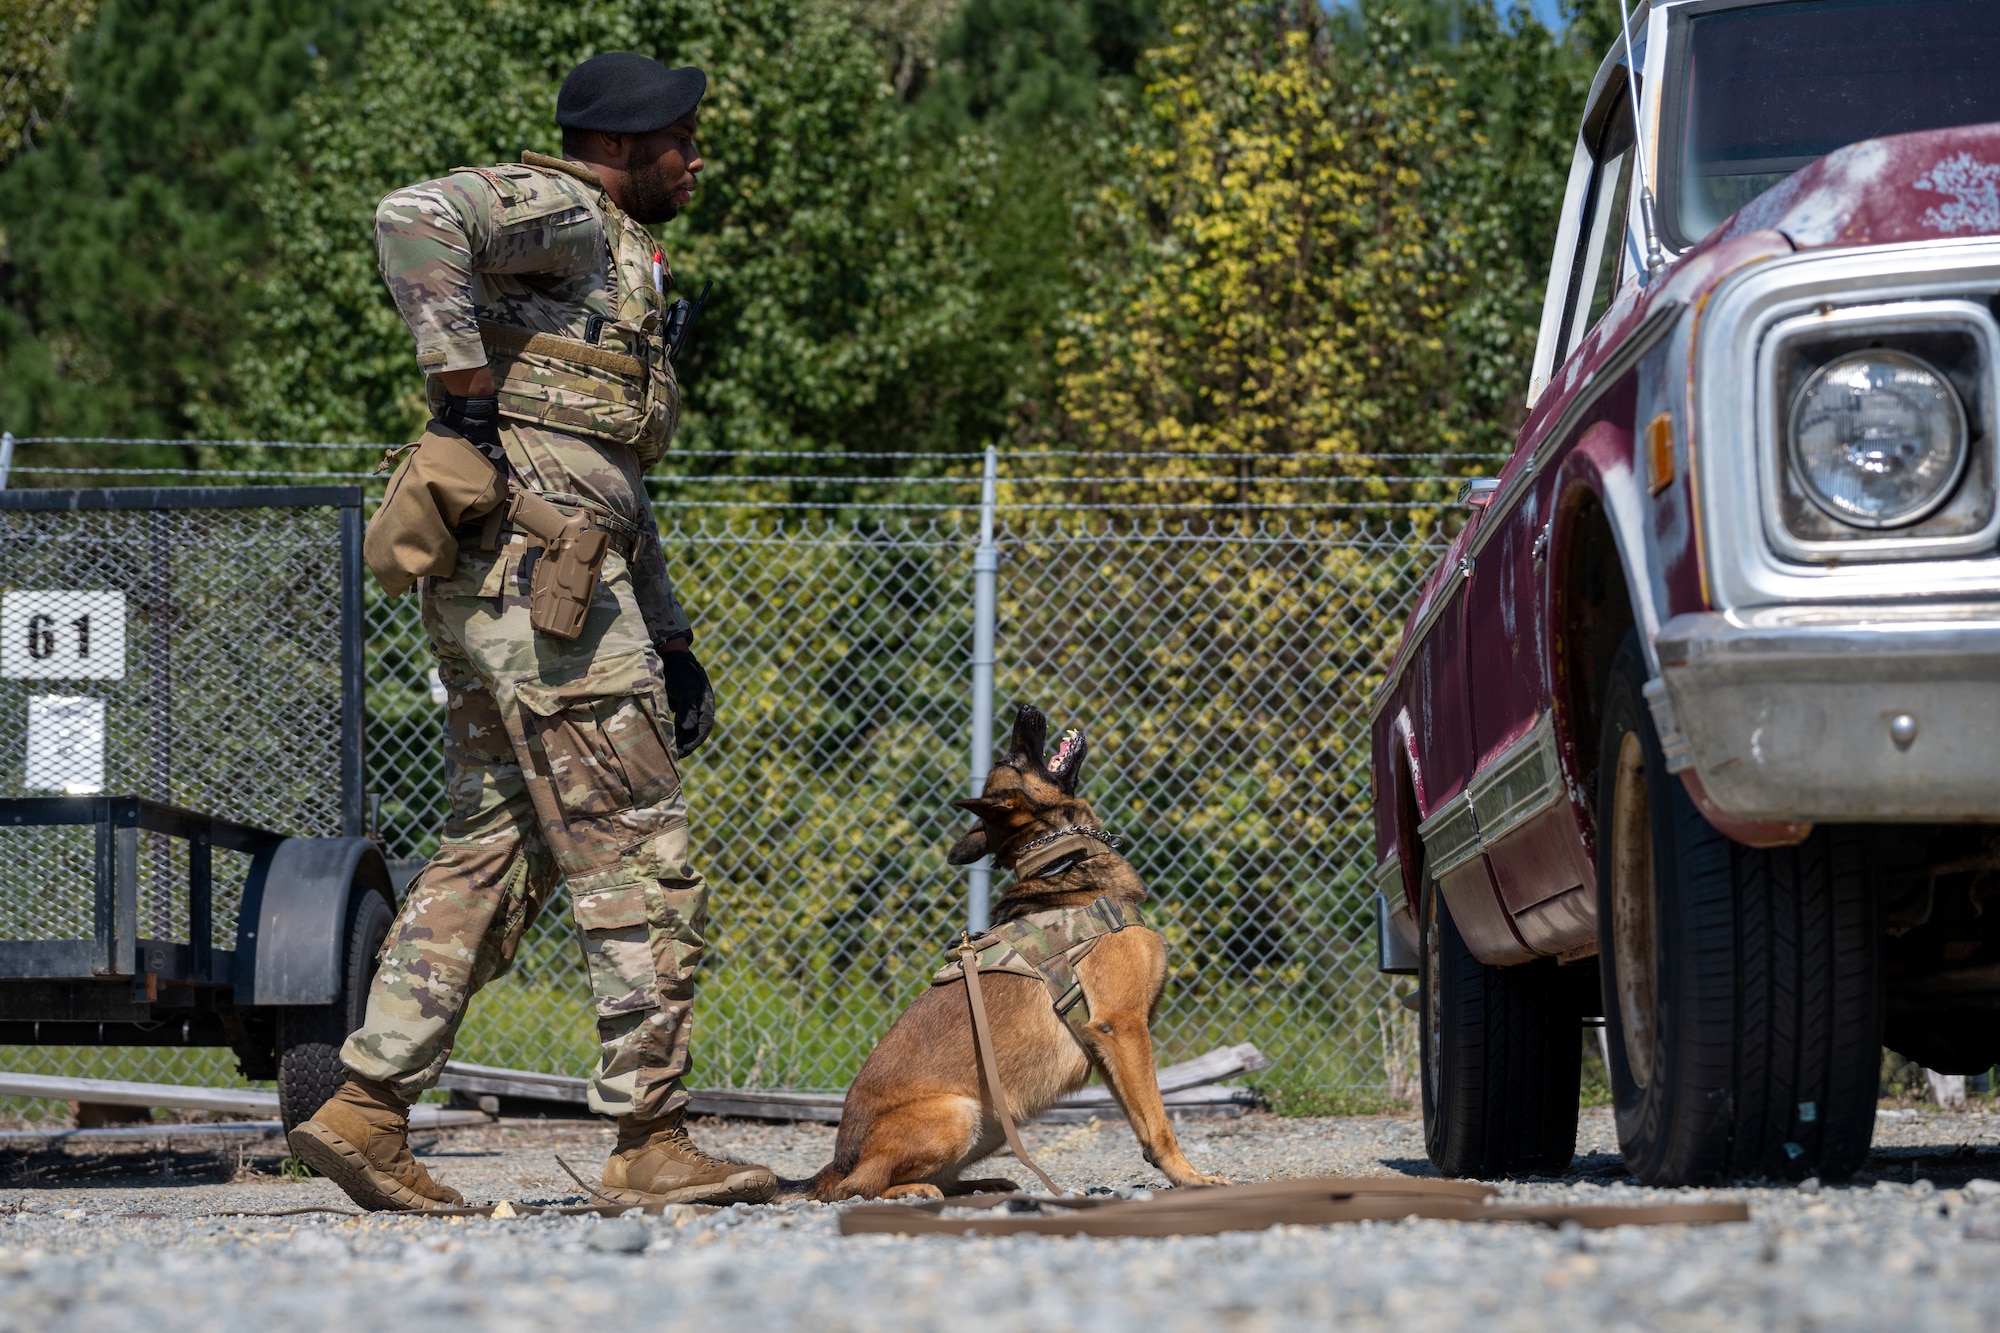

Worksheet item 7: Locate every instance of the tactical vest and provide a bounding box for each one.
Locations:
[931,896,1151,1037]
[442,151,679,467]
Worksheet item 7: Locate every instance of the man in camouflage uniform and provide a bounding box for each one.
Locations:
[289,52,777,1212]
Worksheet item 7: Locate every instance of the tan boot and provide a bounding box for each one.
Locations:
[287,1076,465,1212]
[599,1110,777,1206]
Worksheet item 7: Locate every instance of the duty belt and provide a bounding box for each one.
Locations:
[454,496,642,561]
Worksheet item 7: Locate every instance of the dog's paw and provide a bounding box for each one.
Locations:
[1172,1172,1232,1188]
[881,1183,947,1200]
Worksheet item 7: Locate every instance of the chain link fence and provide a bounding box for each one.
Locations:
[3,496,1446,1106]
[375,514,1444,1100]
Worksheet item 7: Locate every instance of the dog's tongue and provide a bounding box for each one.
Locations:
[1048,729,1081,773]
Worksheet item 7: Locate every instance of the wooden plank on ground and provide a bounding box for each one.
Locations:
[0,1072,278,1117]
[438,1061,587,1103]
[692,1089,843,1111]
[0,1105,489,1144]
[408,1107,494,1129]
[1038,1087,1259,1123]
[0,1073,492,1128]
[0,1120,286,1144]
[1055,1043,1270,1106]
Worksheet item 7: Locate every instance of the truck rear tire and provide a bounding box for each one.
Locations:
[276,885,392,1134]
[1596,632,1880,1184]
[1419,859,1582,1177]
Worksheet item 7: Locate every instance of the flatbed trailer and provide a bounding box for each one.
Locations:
[0,486,392,1130]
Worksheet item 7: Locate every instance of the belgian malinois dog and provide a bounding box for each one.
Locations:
[807,705,1225,1200]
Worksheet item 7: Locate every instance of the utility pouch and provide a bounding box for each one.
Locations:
[509,489,610,641]
[362,424,508,597]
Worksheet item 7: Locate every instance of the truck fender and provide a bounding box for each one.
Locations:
[237,837,393,1007]
[1386,707,1427,916]
[1551,428,1662,669]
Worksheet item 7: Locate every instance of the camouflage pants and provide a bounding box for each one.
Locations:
[341,540,705,1119]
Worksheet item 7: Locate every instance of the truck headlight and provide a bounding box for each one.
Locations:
[1789,350,1969,529]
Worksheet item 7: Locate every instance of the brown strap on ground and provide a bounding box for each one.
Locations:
[838,1176,1750,1237]
[960,941,1065,1196]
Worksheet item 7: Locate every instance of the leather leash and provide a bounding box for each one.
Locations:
[959,934,1065,1195]
[840,1176,1752,1237]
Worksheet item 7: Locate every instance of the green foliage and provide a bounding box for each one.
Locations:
[0,0,371,455]
[0,0,98,166]
[217,0,1026,489]
[918,0,1156,130]
[1,0,1598,492]
[1420,1,1595,449]
[1563,0,1628,68]
[1255,1076,1410,1118]
[1580,1027,1613,1106]
[1055,2,1469,474]
[1043,0,1591,506]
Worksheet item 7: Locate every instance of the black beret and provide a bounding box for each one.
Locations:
[556,53,705,133]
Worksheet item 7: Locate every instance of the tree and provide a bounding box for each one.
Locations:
[218,0,1007,490]
[0,0,1594,497]
[213,0,1159,505]
[0,0,99,166]
[1034,0,1587,511]
[0,0,371,457]
[915,0,1156,130]
[1047,3,1465,501]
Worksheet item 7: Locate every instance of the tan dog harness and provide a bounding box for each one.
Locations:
[931,896,1150,1036]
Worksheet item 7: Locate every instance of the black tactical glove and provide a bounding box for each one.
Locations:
[437,392,505,461]
[659,649,716,756]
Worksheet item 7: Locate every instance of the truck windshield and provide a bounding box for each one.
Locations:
[1673,0,2000,244]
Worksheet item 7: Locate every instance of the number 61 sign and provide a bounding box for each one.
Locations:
[0,591,127,680]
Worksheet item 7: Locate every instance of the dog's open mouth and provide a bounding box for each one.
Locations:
[1048,727,1082,775]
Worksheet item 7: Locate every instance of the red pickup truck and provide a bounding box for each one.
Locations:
[1371,0,2000,1185]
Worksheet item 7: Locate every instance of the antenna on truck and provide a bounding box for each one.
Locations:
[1617,0,1667,276]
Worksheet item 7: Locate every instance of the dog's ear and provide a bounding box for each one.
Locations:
[945,825,989,865]
[1045,726,1088,794]
[952,795,1011,818]
[1008,704,1048,769]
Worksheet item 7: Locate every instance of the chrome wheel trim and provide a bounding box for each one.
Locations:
[1609,730,1659,1091]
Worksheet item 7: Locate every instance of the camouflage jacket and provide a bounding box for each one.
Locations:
[376,152,691,646]
[932,897,1151,1034]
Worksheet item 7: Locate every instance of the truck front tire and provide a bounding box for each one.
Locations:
[276,885,392,1134]
[1596,632,1881,1184]
[1420,858,1582,1177]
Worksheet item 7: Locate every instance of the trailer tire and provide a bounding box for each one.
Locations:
[1419,856,1582,1178]
[276,885,392,1134]
[1596,632,1881,1184]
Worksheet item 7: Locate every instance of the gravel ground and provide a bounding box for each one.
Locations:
[4,1106,2000,1330]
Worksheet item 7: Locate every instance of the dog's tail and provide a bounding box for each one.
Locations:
[803,1160,848,1203]
[804,1119,874,1202]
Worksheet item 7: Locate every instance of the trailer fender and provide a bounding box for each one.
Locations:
[238,837,393,1007]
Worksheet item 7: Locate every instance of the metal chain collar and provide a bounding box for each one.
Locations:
[1015,825,1122,853]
